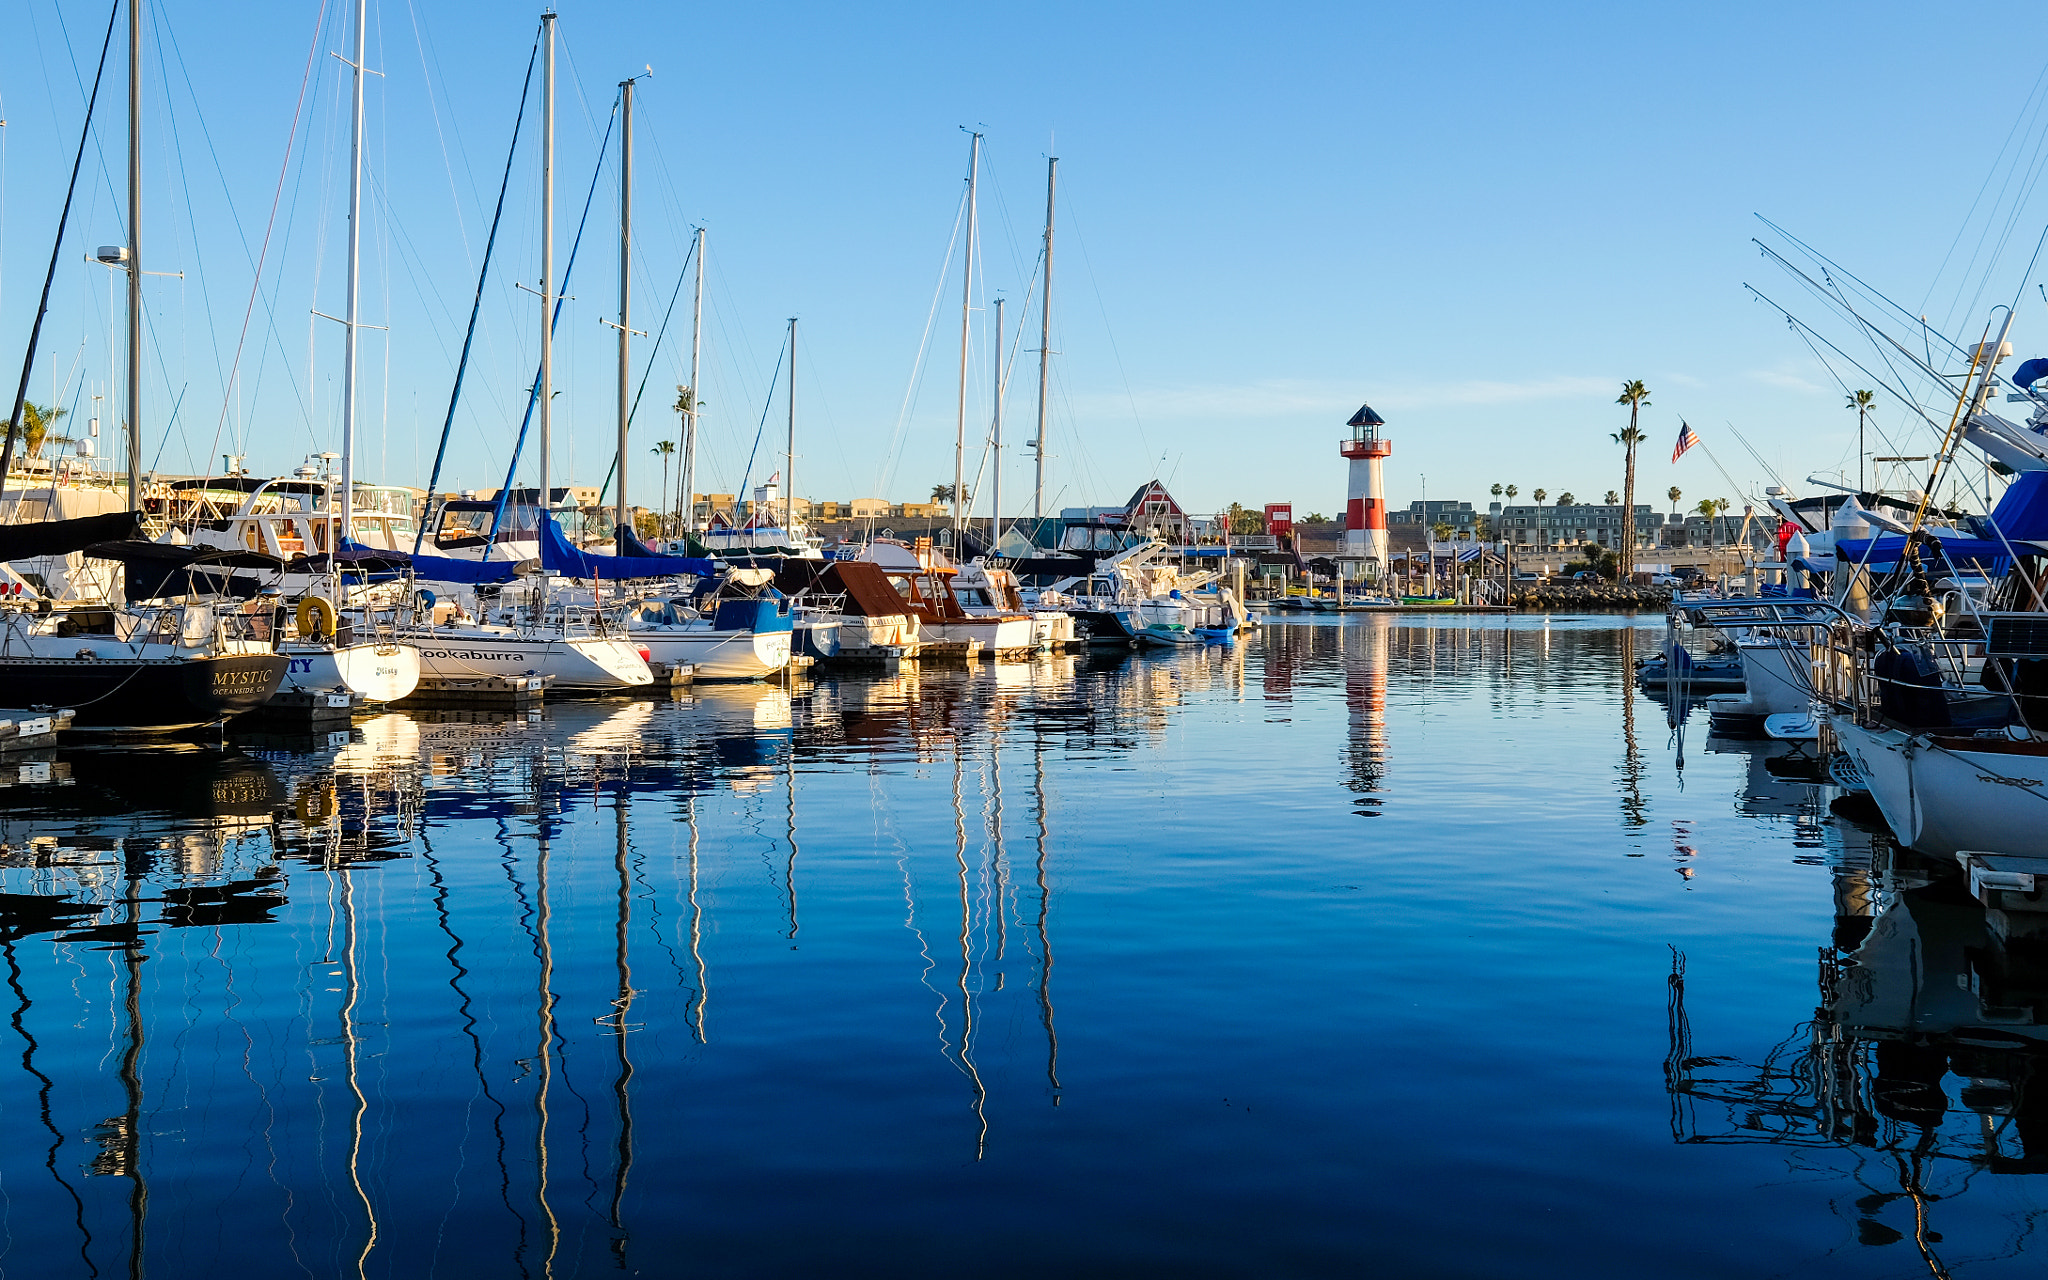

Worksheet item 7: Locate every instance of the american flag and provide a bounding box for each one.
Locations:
[1671,420,1701,464]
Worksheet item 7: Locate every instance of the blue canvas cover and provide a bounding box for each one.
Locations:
[405,551,525,585]
[1833,535,2015,574]
[538,514,716,580]
[1989,470,2048,542]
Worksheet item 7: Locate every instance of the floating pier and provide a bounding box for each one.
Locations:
[235,690,358,728]
[393,674,550,711]
[647,661,698,690]
[827,643,918,670]
[0,709,73,752]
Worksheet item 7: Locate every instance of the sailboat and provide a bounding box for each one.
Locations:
[0,0,289,731]
[270,0,417,706]
[399,15,650,693]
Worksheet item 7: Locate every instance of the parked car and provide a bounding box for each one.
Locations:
[1572,570,1601,583]
[1647,573,1681,586]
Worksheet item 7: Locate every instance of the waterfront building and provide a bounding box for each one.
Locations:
[1388,500,1479,534]
[1495,502,1658,549]
[1661,509,1771,550]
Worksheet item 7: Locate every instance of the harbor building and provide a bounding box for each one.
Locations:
[1495,502,1659,549]
[1388,500,1479,535]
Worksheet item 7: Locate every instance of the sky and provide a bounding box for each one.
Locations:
[5,0,2048,522]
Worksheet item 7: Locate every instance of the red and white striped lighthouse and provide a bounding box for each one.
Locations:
[1341,404,1391,569]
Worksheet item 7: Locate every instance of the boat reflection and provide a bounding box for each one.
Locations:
[1668,829,2048,1264]
[1,624,1703,1273]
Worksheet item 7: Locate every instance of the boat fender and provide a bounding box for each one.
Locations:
[297,594,338,639]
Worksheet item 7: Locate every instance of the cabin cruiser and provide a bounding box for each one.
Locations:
[769,559,922,656]
[169,462,423,702]
[859,539,1036,656]
[1026,574,1136,646]
[951,558,1075,649]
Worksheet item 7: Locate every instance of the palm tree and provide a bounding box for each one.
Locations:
[1847,389,1875,492]
[650,440,676,535]
[1505,484,1518,503]
[1490,482,1503,503]
[931,483,966,506]
[1531,487,1545,505]
[1613,379,1650,580]
[8,401,73,461]
[1604,489,1620,505]
[1430,520,1454,543]
[1667,485,1681,516]
[1556,491,1574,506]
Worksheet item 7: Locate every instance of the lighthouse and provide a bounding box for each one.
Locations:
[1340,403,1391,571]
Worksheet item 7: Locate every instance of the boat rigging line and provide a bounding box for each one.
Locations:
[1744,283,1953,436]
[484,85,618,555]
[416,23,540,553]
[868,176,969,535]
[733,329,788,509]
[1,0,118,509]
[593,222,697,507]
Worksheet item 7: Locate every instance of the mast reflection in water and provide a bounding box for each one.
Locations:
[10,615,2048,1274]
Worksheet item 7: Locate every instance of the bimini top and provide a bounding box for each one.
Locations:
[0,510,143,561]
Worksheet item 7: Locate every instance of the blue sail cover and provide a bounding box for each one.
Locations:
[1988,470,2048,541]
[615,524,667,557]
[337,538,525,585]
[2015,357,2048,391]
[1833,536,2014,574]
[539,514,715,580]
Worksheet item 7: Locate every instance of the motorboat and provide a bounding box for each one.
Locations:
[860,539,1036,656]
[952,558,1075,650]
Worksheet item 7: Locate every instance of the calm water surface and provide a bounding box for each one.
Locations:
[0,614,2033,1276]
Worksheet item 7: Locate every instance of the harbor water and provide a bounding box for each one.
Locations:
[0,613,2032,1276]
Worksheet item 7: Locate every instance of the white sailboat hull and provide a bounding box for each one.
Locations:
[407,627,652,690]
[634,626,792,681]
[1832,715,2048,858]
[279,640,421,703]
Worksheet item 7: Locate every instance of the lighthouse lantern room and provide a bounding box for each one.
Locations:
[1340,403,1391,574]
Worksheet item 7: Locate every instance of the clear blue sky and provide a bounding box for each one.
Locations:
[4,0,2046,520]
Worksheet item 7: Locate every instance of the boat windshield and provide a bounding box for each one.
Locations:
[627,601,680,627]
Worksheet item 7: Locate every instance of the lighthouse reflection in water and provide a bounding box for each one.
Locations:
[9,615,2048,1276]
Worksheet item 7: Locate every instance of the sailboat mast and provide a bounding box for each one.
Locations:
[1033,156,1056,530]
[615,76,633,544]
[785,316,796,534]
[954,131,981,535]
[683,227,704,533]
[126,0,143,511]
[339,0,367,559]
[538,10,556,516]
[992,296,1003,545]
